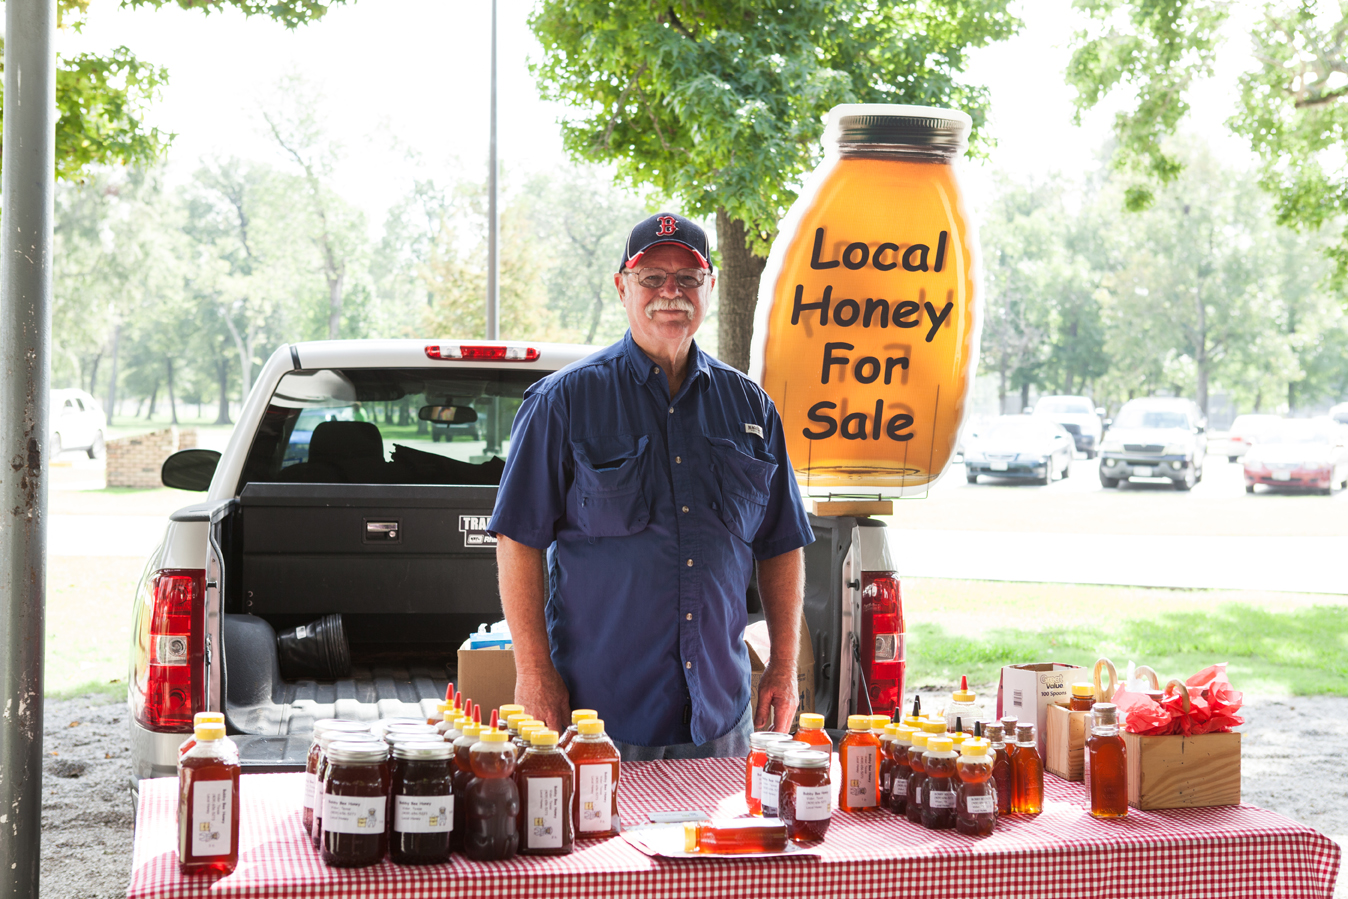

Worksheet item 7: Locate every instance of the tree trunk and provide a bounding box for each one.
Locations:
[88,351,102,396]
[215,358,232,425]
[328,268,345,339]
[166,358,179,425]
[586,286,604,345]
[1020,381,1030,412]
[146,383,159,419]
[221,307,254,400]
[105,323,121,426]
[715,208,767,373]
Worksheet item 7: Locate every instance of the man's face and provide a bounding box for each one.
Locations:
[614,243,715,348]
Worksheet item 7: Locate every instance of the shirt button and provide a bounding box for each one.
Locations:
[682,505,689,513]
[686,559,693,567]
[686,613,692,621]
[685,661,692,669]
[676,456,682,464]
[668,406,674,414]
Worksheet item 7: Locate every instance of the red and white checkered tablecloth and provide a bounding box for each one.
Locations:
[128,759,1340,899]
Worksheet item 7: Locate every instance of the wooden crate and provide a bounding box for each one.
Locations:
[1045,703,1090,781]
[1122,731,1242,810]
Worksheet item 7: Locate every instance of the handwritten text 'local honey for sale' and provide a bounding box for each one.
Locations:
[752,104,982,493]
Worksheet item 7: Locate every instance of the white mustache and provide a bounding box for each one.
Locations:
[645,296,695,319]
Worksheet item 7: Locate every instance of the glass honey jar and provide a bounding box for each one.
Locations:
[779,749,832,843]
[389,741,454,865]
[746,731,790,816]
[320,740,391,868]
[761,740,810,819]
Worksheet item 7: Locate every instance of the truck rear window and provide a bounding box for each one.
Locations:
[237,367,549,488]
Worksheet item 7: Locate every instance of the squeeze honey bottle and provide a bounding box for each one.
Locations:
[761,740,810,819]
[320,740,391,868]
[1070,683,1096,712]
[177,713,240,875]
[838,715,881,812]
[464,730,520,861]
[1085,702,1128,818]
[752,104,981,495]
[558,709,598,751]
[779,749,832,842]
[945,677,981,733]
[303,719,367,837]
[516,729,575,856]
[746,731,790,816]
[954,739,997,836]
[793,713,833,752]
[389,741,454,865]
[904,730,929,824]
[178,711,225,759]
[889,725,914,815]
[1011,724,1044,815]
[920,735,958,830]
[450,722,484,851]
[878,724,898,810]
[984,723,1013,815]
[566,718,621,839]
[684,820,788,854]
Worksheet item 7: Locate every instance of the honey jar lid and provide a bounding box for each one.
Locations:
[393,741,454,761]
[750,731,791,750]
[386,732,445,746]
[385,721,437,734]
[476,730,510,745]
[959,739,991,757]
[920,719,947,735]
[1072,682,1095,698]
[498,704,526,718]
[870,715,890,730]
[319,730,382,751]
[766,740,810,760]
[910,731,930,749]
[578,718,606,735]
[829,104,973,156]
[784,749,830,769]
[846,714,872,731]
[530,729,560,747]
[893,725,916,744]
[571,709,598,724]
[926,736,955,754]
[327,740,389,764]
[797,713,825,729]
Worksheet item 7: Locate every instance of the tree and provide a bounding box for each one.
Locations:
[0,0,347,181]
[530,0,1019,371]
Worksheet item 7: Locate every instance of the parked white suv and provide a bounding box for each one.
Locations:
[1098,397,1207,490]
[51,388,107,458]
[1032,395,1104,458]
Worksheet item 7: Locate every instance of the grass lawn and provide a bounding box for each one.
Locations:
[902,578,1348,696]
[46,555,146,700]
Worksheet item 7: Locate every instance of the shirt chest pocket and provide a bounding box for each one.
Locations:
[708,436,777,544]
[571,435,651,538]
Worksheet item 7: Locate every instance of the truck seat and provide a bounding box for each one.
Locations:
[285,420,388,483]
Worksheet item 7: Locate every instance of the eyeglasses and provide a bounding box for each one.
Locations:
[624,267,708,289]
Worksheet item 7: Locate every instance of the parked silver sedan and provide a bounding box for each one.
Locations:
[963,417,1075,485]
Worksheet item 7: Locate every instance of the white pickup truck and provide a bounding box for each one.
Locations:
[127,338,899,801]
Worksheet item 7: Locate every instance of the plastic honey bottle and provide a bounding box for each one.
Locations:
[920,735,958,830]
[984,723,1013,815]
[1085,702,1128,818]
[684,820,788,854]
[904,730,930,824]
[1011,724,1044,815]
[878,724,898,810]
[838,715,881,812]
[566,718,621,838]
[793,713,833,752]
[516,729,575,856]
[954,739,996,836]
[558,709,598,751]
[450,722,483,851]
[464,730,520,860]
[177,713,240,875]
[889,725,915,815]
[945,677,981,733]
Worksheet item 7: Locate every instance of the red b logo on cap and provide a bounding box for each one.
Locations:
[656,215,678,236]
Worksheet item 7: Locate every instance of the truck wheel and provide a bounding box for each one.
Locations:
[966,473,978,484]
[1100,475,1118,489]
[1061,457,1072,479]
[1174,469,1195,491]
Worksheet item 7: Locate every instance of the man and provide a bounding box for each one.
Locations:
[487,212,814,759]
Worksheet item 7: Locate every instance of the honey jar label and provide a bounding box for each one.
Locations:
[760,771,782,814]
[322,794,386,835]
[750,764,763,800]
[302,772,317,812]
[795,784,832,822]
[892,778,907,798]
[928,789,956,810]
[576,763,612,833]
[844,746,877,806]
[190,781,233,857]
[965,794,995,814]
[393,794,453,833]
[526,777,564,850]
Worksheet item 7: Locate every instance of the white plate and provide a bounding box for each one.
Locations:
[989,461,1008,471]
[1132,466,1153,477]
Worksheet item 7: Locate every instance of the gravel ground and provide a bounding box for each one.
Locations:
[37,692,1348,898]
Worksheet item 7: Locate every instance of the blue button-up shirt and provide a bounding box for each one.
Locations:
[487,332,814,747]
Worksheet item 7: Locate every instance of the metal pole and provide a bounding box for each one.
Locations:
[486,0,500,341]
[0,0,57,895]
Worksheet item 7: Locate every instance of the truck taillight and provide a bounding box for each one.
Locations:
[860,571,906,717]
[132,569,206,732]
[425,344,539,362]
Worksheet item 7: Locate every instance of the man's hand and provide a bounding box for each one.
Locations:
[515,665,572,734]
[754,659,800,732]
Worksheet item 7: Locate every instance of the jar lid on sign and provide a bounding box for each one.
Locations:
[393,741,453,761]
[766,740,810,761]
[827,104,972,156]
[784,749,830,769]
[327,740,389,764]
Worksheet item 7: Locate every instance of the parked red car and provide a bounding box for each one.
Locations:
[1243,419,1348,495]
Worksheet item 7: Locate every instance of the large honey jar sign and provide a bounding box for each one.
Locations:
[751,104,981,494]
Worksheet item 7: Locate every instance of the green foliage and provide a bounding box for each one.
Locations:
[530,0,1019,256]
[119,0,345,29]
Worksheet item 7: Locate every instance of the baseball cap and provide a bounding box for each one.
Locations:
[618,212,713,273]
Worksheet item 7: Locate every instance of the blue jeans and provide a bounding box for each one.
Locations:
[613,703,753,762]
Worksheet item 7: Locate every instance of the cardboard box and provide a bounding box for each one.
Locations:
[745,614,815,730]
[996,663,1082,758]
[456,645,516,720]
[1122,731,1241,810]
[1045,703,1091,781]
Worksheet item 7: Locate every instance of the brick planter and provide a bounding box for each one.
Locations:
[106,427,198,489]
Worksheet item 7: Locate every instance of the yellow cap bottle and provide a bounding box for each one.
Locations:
[920,718,947,735]
[846,714,872,730]
[571,708,598,724]
[926,736,955,755]
[577,718,606,736]
[498,704,526,719]
[798,713,825,730]
[530,729,560,747]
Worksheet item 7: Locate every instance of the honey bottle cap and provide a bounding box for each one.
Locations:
[902,715,923,729]
[459,723,483,739]
[194,719,226,741]
[571,708,598,724]
[926,736,954,754]
[960,739,991,757]
[949,732,966,747]
[870,714,890,731]
[920,718,947,735]
[1092,703,1118,725]
[193,712,225,726]
[846,714,873,731]
[578,718,606,735]
[1072,682,1095,698]
[1016,723,1036,742]
[953,675,976,703]
[518,722,545,741]
[910,731,930,750]
[506,712,531,729]
[498,704,526,719]
[893,725,916,744]
[798,713,825,729]
[530,729,560,747]
[883,724,900,737]
[435,700,451,717]
[477,730,509,744]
